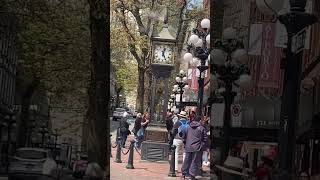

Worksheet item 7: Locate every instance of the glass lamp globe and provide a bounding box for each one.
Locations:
[184,53,193,63]
[182,77,187,82]
[11,123,17,128]
[189,34,199,44]
[179,70,184,75]
[232,49,248,64]
[223,27,237,40]
[195,39,203,47]
[211,49,226,65]
[175,77,181,82]
[191,58,199,66]
[205,60,209,66]
[206,34,210,44]
[239,74,252,89]
[201,18,210,29]
[184,84,189,90]
[173,85,179,90]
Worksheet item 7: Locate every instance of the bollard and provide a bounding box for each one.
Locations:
[114,137,122,163]
[126,140,135,169]
[168,145,176,177]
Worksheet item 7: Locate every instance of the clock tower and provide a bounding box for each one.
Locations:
[141,9,177,161]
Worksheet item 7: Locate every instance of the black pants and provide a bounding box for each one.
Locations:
[120,132,128,147]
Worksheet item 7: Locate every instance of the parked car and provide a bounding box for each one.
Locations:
[72,154,88,179]
[112,108,133,121]
[8,148,58,178]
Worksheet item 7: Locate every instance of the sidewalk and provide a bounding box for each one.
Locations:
[110,135,210,180]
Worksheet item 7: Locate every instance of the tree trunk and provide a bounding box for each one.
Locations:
[136,66,145,113]
[87,0,109,175]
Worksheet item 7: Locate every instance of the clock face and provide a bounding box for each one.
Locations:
[154,45,173,63]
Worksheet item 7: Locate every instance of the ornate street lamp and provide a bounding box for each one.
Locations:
[183,18,210,116]
[211,27,251,162]
[173,70,189,112]
[256,0,318,178]
[38,125,49,147]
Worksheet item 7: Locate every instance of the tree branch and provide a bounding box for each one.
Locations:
[131,0,148,36]
[176,0,187,39]
[116,3,136,41]
[128,42,142,64]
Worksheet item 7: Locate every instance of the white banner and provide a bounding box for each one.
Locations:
[248,23,263,55]
[211,103,242,127]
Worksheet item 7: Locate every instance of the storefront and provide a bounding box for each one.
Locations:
[211,96,280,163]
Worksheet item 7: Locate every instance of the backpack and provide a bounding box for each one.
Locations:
[178,120,189,138]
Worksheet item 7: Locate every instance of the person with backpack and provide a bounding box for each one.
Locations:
[169,110,189,172]
[181,116,208,180]
[118,113,131,148]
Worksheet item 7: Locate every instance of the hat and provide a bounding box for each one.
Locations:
[177,111,188,118]
[215,156,250,177]
[261,147,277,166]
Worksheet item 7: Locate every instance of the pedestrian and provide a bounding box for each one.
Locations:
[132,113,142,147]
[181,116,208,180]
[172,111,179,124]
[254,147,277,180]
[201,117,210,167]
[189,108,197,122]
[135,112,150,149]
[215,156,251,180]
[166,111,174,142]
[166,111,174,132]
[118,112,131,148]
[169,110,189,172]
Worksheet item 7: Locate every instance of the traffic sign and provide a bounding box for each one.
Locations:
[292,29,307,54]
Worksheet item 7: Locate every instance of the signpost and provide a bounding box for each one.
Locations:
[292,29,307,54]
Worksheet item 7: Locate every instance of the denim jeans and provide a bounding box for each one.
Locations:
[181,151,203,177]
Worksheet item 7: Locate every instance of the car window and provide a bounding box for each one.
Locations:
[16,150,47,159]
[115,108,125,112]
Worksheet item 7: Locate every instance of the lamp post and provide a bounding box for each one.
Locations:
[256,0,318,178]
[27,119,36,147]
[183,18,210,116]
[3,115,16,172]
[39,125,48,147]
[211,27,251,162]
[173,70,189,112]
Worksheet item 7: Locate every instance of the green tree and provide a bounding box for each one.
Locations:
[2,0,91,146]
[110,0,204,112]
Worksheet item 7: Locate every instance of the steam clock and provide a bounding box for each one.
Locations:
[141,15,177,161]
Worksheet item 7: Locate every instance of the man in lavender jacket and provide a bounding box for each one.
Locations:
[181,116,208,180]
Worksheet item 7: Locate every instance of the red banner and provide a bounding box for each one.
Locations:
[190,67,198,90]
[257,23,282,89]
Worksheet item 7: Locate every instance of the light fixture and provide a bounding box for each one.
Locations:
[200,18,210,29]
[189,34,199,44]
